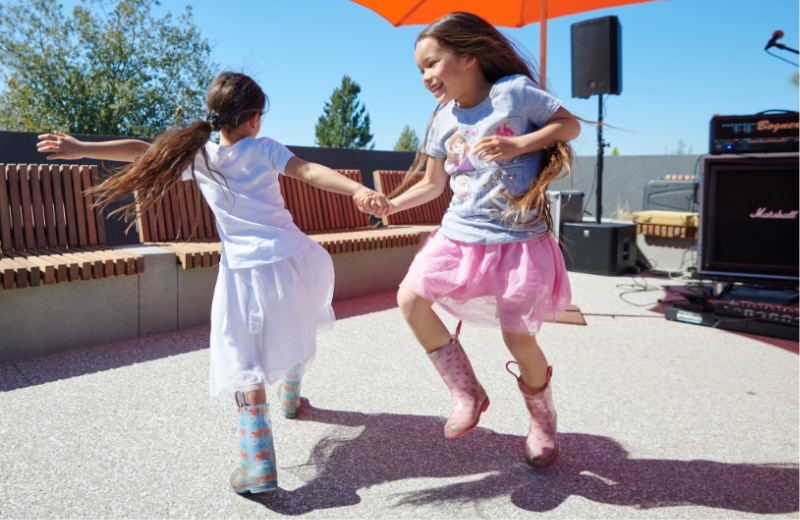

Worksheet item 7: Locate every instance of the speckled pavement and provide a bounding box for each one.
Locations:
[1,271,798,519]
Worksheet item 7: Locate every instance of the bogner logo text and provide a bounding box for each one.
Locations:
[749,207,799,219]
[756,119,800,134]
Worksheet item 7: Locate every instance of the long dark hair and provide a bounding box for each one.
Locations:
[404,12,574,234]
[93,72,267,223]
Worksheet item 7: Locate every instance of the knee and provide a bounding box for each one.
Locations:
[397,288,426,322]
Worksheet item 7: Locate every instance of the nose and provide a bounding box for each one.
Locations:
[422,70,432,87]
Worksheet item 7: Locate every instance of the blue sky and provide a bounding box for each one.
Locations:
[70,0,800,156]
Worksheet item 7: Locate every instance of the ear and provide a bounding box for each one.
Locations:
[247,112,260,128]
[463,54,479,68]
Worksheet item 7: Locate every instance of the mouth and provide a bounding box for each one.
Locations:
[428,82,443,98]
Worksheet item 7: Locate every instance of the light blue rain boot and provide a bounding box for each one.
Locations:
[230,391,278,494]
[279,365,302,419]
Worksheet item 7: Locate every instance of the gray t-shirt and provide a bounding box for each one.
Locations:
[425,74,562,244]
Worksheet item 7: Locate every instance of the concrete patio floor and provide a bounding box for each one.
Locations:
[1,271,798,519]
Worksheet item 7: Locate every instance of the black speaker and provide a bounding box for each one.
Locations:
[571,16,622,98]
[698,153,799,284]
[561,222,637,275]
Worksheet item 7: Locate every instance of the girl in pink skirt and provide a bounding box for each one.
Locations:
[373,12,581,468]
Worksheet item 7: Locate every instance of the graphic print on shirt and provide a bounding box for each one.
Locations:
[446,132,476,175]
[446,117,535,222]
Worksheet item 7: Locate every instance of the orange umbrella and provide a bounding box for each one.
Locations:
[350,0,661,88]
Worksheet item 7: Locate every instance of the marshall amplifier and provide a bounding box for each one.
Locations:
[698,153,799,284]
[709,112,799,154]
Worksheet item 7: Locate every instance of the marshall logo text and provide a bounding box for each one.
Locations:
[750,207,799,219]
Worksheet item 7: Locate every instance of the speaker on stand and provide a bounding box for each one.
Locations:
[566,16,636,275]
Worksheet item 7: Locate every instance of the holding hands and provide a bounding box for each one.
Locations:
[353,188,391,216]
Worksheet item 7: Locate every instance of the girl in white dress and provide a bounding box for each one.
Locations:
[37,72,386,493]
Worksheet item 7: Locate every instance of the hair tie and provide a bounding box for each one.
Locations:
[206,110,221,130]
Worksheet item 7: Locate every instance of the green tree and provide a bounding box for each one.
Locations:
[315,75,373,149]
[394,125,420,152]
[0,0,216,137]
[664,140,692,155]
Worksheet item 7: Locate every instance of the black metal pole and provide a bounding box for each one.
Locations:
[596,95,603,223]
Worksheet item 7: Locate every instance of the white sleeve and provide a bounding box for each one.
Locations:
[180,151,210,181]
[258,137,294,175]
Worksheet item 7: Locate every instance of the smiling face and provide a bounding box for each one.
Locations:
[415,36,475,107]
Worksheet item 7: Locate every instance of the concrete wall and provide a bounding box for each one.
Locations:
[0,236,426,362]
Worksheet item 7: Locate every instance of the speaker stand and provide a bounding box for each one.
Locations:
[595,94,607,223]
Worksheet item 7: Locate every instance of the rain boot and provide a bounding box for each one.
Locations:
[427,321,489,439]
[279,365,302,419]
[507,361,558,468]
[230,391,278,493]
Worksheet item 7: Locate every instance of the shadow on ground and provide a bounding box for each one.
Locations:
[244,400,799,516]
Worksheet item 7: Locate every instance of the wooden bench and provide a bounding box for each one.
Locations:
[138,169,425,269]
[372,170,453,227]
[0,163,144,290]
[631,210,699,240]
[138,179,221,269]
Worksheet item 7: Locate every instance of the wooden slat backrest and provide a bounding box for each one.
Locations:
[373,170,453,226]
[138,180,218,243]
[0,164,106,253]
[279,169,369,233]
[137,169,370,244]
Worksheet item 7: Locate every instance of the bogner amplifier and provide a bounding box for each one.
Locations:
[709,112,799,154]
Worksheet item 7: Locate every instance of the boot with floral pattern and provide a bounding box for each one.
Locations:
[230,391,278,493]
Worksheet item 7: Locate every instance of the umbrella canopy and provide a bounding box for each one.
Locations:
[350,0,661,87]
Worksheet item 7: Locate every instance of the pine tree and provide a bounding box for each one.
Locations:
[315,75,374,149]
[394,125,420,152]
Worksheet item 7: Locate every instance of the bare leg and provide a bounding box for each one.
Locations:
[242,387,266,406]
[502,330,549,392]
[397,287,451,352]
[398,287,488,438]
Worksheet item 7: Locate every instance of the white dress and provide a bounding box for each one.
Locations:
[181,137,335,397]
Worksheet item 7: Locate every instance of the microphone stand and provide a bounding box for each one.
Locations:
[772,43,799,54]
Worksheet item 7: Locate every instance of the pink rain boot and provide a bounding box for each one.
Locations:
[427,321,489,439]
[507,361,558,468]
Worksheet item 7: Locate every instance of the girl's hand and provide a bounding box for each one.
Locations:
[353,188,392,216]
[36,131,87,160]
[472,135,523,164]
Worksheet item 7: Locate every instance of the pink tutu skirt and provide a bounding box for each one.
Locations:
[400,230,571,335]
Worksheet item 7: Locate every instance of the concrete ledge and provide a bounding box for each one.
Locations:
[0,229,429,362]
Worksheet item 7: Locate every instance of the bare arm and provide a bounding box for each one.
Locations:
[284,156,389,214]
[37,131,150,163]
[376,156,449,217]
[471,107,581,163]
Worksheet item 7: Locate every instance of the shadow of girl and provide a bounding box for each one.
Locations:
[245,401,799,516]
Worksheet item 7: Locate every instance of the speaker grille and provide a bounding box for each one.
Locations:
[699,153,799,283]
[571,16,622,98]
